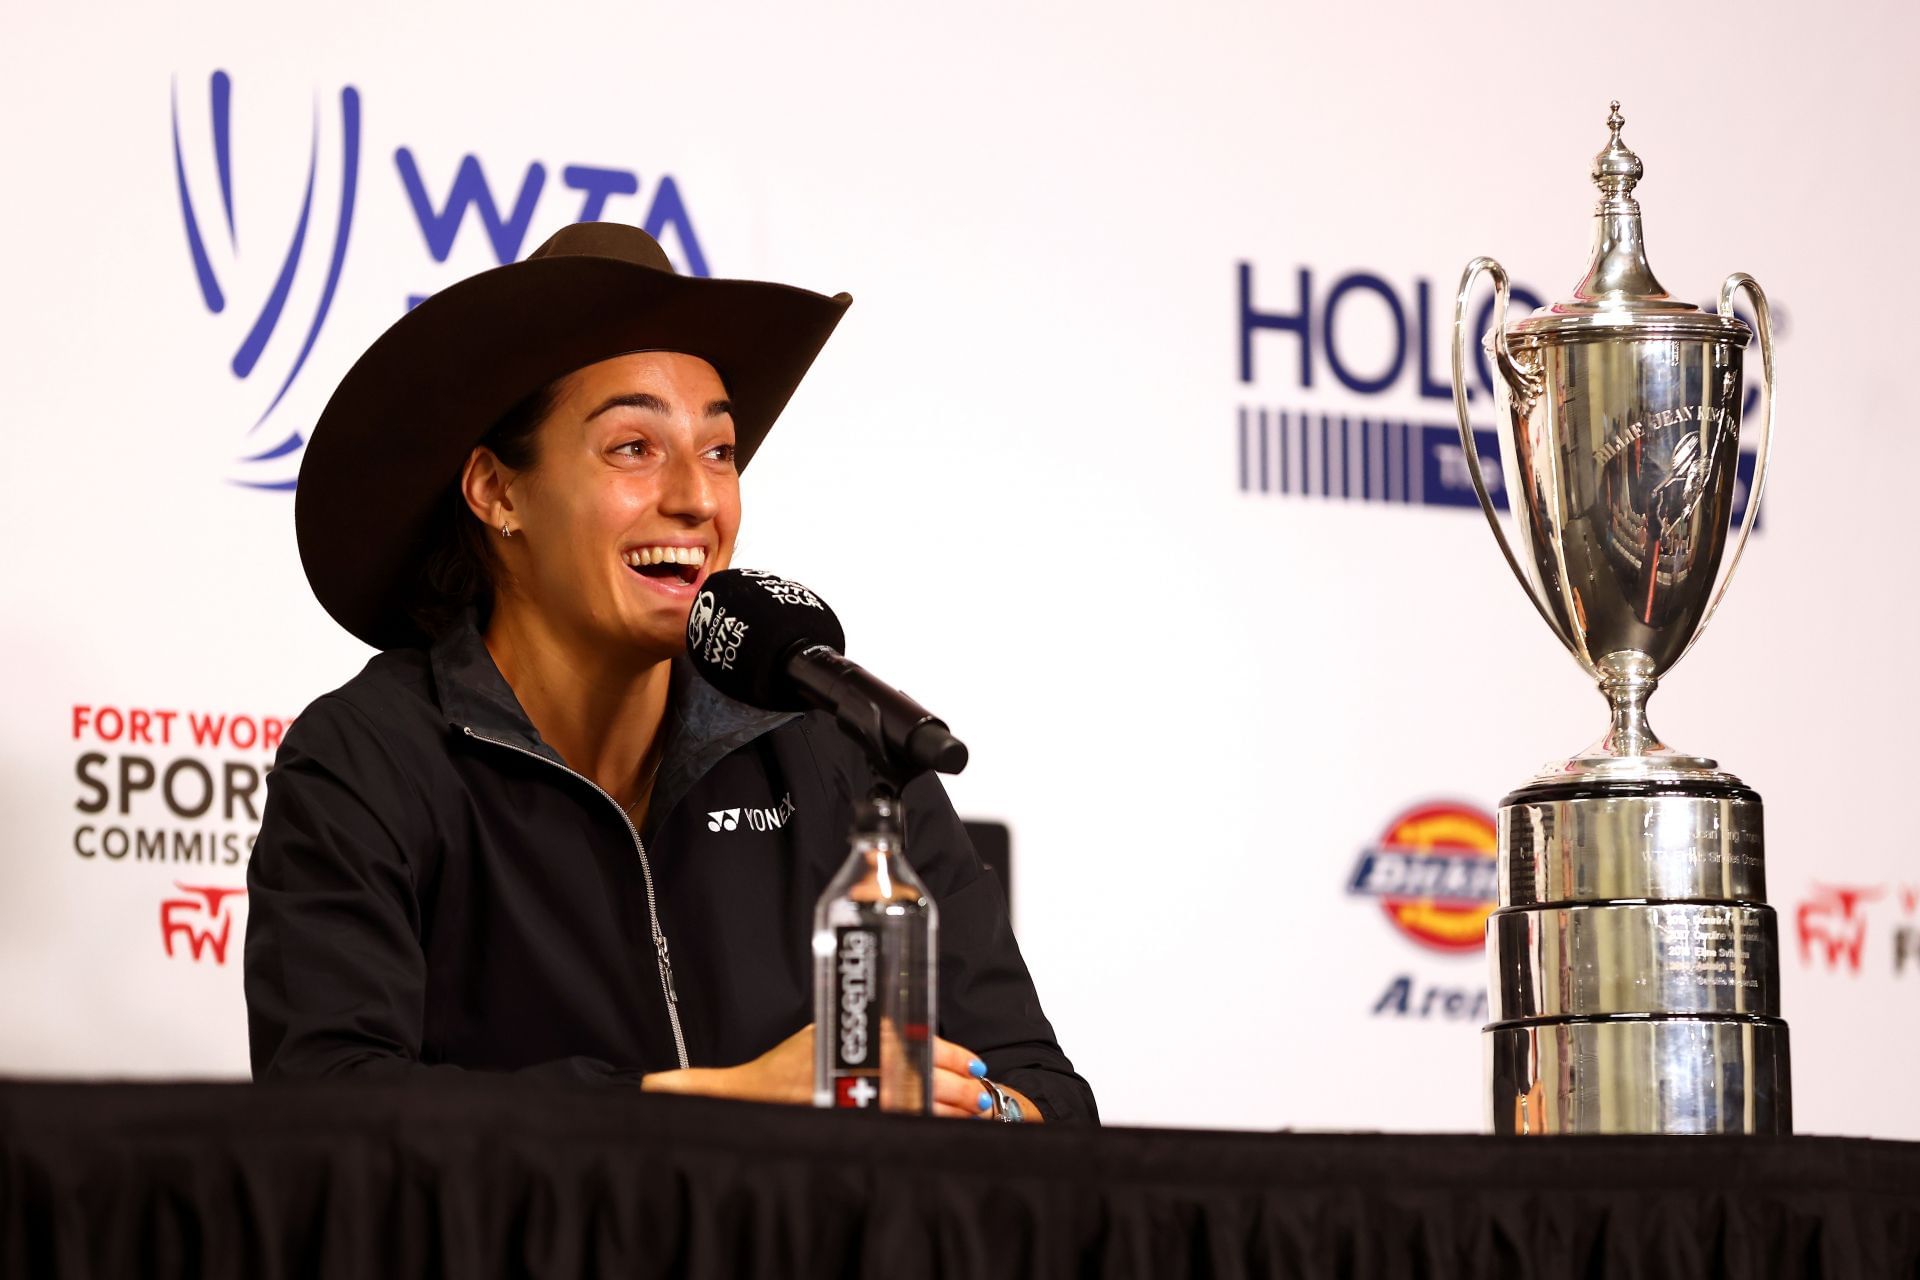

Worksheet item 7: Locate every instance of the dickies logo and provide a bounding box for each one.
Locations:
[1348,801,1498,954]
[707,794,796,833]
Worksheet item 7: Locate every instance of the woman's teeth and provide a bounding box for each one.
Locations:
[623,546,707,568]
[624,545,706,586]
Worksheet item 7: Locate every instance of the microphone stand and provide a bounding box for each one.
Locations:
[788,646,968,779]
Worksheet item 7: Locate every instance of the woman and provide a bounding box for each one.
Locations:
[244,222,1094,1124]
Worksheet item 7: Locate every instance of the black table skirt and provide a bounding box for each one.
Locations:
[3,1080,1916,1279]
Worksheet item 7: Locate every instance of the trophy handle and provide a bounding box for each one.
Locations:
[1679,273,1775,662]
[1452,256,1575,652]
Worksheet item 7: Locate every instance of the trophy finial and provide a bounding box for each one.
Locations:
[1592,100,1644,203]
[1569,100,1670,305]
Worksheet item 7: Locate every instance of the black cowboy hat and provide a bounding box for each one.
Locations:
[295,221,851,650]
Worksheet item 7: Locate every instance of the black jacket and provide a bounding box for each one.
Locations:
[244,622,1096,1122]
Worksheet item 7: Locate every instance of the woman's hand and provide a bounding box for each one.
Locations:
[931,1036,991,1118]
[932,1037,1044,1122]
[641,1025,814,1105]
[642,1026,1042,1122]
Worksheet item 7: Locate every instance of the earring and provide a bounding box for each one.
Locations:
[500,520,513,538]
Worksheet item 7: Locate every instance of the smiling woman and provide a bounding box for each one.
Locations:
[244,223,1096,1126]
[460,354,741,685]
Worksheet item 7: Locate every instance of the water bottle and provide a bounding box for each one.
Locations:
[813,787,937,1111]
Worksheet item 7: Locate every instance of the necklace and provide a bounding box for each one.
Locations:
[623,751,665,820]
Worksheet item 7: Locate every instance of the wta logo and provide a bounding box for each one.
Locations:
[173,70,711,493]
[172,70,361,492]
[687,592,748,671]
[1348,802,1498,953]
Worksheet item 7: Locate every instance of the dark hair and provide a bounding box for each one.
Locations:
[407,381,559,640]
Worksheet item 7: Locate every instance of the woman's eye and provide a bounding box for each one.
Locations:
[616,440,652,458]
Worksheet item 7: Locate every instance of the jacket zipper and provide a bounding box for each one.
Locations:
[460,725,690,1070]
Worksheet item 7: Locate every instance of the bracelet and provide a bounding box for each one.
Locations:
[982,1078,1025,1123]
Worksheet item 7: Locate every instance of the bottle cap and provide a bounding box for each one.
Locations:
[856,787,903,838]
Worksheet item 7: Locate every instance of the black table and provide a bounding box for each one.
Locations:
[3,1080,1916,1278]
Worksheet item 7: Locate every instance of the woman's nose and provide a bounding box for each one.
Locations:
[658,449,720,522]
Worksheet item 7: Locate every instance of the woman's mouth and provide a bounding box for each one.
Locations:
[623,544,706,589]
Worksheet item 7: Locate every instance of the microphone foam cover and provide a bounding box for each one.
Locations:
[685,568,846,711]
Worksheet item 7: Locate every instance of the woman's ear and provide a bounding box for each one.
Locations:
[461,446,517,536]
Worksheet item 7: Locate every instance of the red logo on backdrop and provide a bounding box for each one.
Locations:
[1347,803,1499,953]
[161,884,248,964]
[1791,883,1920,977]
[1795,884,1881,974]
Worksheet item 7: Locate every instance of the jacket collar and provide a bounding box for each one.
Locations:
[428,616,795,839]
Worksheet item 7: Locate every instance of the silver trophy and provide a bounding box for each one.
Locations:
[1451,104,1787,1134]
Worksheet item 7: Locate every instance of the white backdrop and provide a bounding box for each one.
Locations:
[3,0,1917,1137]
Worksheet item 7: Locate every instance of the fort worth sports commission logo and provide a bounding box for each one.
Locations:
[69,703,289,967]
[171,69,710,490]
[1347,801,1498,953]
[1793,883,1920,978]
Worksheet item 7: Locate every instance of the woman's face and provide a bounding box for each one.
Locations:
[488,350,740,659]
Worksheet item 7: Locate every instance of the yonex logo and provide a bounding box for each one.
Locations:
[172,71,361,492]
[707,795,795,833]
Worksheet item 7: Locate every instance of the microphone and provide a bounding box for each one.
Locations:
[685,569,968,776]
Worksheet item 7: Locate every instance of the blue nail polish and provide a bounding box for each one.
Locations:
[977,1091,992,1111]
[968,1058,988,1078]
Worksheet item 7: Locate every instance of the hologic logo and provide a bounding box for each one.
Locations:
[1233,261,1763,524]
[172,69,711,492]
[689,593,747,671]
[739,569,826,610]
[171,71,361,491]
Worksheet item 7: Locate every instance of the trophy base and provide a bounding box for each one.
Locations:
[1488,900,1780,1020]
[1486,774,1791,1135]
[1523,750,1745,791]
[1487,1017,1792,1135]
[1499,775,1766,903]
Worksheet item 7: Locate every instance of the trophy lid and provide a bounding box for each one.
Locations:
[1507,103,1749,345]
